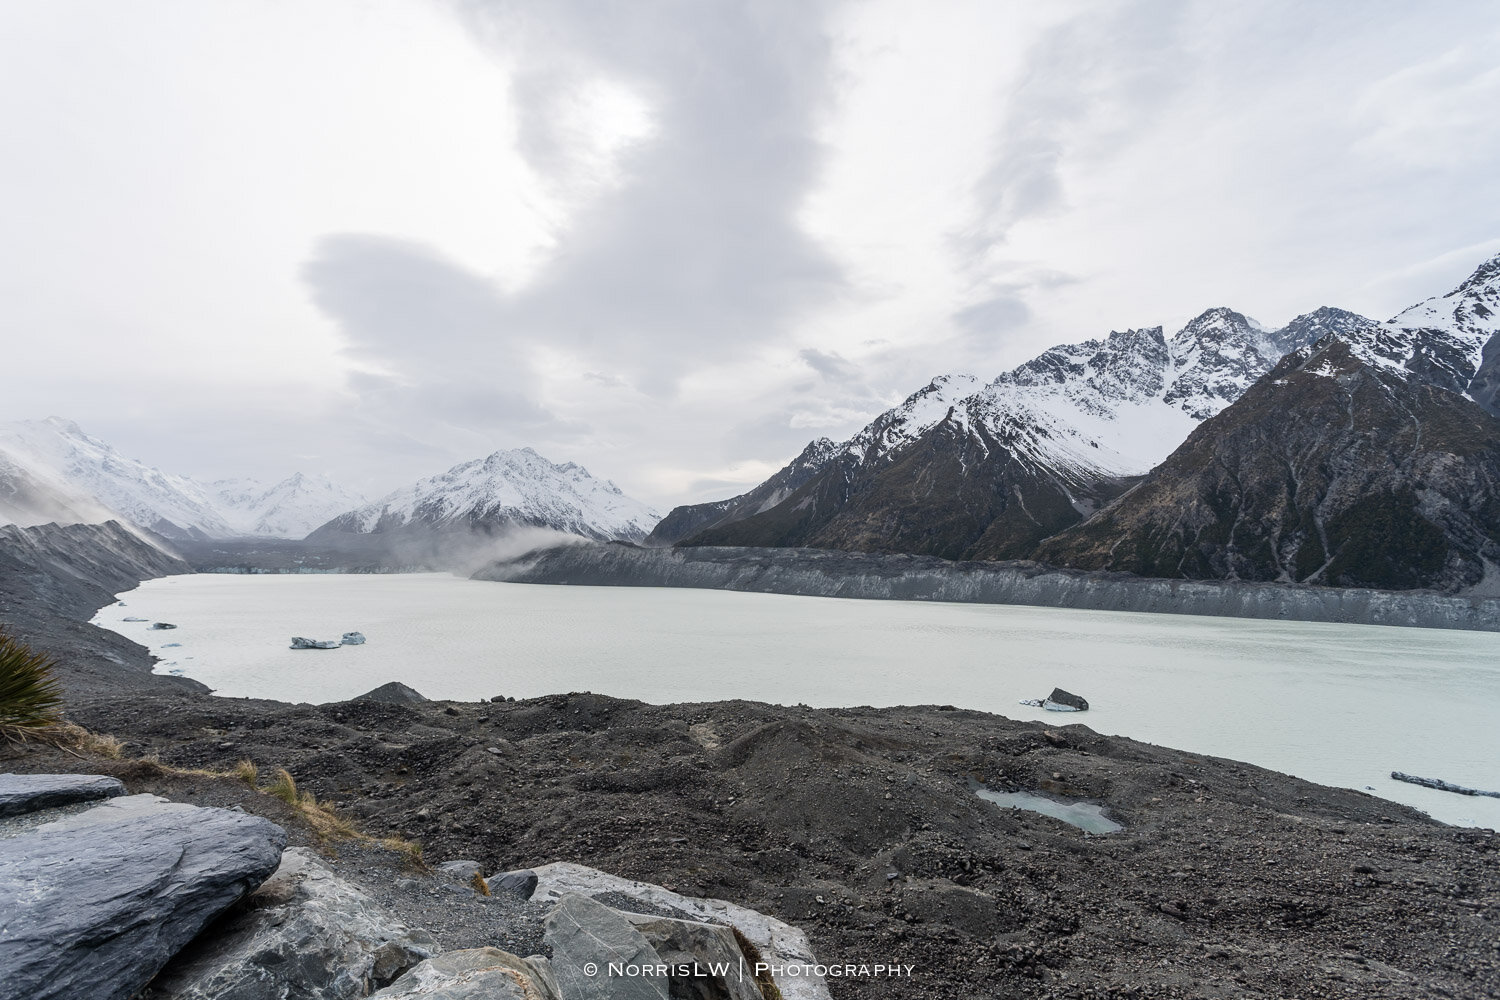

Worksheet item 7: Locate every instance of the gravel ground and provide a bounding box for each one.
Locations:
[8,688,1498,1000]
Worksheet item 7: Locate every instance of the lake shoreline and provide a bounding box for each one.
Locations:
[4,522,1499,998]
[480,541,1500,632]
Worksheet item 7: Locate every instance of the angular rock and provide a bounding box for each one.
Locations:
[544,893,669,1000]
[0,772,125,818]
[624,913,764,1000]
[341,631,367,645]
[144,847,437,999]
[531,862,829,1000]
[492,869,538,900]
[0,794,286,1000]
[1044,687,1088,711]
[437,859,483,880]
[355,682,428,705]
[371,948,558,999]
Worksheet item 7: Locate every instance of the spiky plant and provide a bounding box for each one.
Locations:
[0,626,64,742]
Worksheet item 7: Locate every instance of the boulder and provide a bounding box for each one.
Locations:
[491,869,538,900]
[0,794,286,1000]
[341,632,367,645]
[291,637,341,650]
[437,859,483,880]
[371,948,558,999]
[355,682,428,705]
[544,893,669,1000]
[0,773,125,818]
[149,622,178,630]
[1044,688,1089,711]
[144,847,437,999]
[624,913,764,1000]
[531,862,829,1000]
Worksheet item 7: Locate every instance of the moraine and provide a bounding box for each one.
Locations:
[94,572,1500,829]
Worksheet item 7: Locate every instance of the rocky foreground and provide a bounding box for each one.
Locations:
[2,522,1499,998]
[4,685,1496,1000]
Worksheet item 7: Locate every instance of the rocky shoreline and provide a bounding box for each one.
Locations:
[2,522,1498,998]
[478,542,1500,633]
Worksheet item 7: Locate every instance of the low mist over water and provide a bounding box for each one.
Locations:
[95,573,1500,828]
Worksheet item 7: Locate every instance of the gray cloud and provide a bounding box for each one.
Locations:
[449,0,846,394]
[302,233,577,444]
[798,347,859,382]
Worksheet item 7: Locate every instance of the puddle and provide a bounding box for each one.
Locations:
[977,788,1123,834]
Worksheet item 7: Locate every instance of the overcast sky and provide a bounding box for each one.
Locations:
[4,0,1499,507]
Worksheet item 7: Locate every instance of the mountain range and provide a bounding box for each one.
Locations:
[658,251,1500,592]
[0,417,660,546]
[658,306,1374,559]
[9,250,1499,593]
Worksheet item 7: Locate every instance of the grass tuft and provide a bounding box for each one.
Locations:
[471,870,491,896]
[233,759,258,788]
[0,627,65,743]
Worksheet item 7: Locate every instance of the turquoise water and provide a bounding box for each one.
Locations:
[975,789,1124,834]
[94,572,1500,828]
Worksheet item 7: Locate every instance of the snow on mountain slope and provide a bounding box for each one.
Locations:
[840,372,982,462]
[1338,252,1500,397]
[211,473,368,539]
[0,418,236,539]
[952,305,1360,480]
[0,443,118,528]
[314,447,661,543]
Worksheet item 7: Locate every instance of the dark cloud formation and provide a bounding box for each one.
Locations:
[482,0,845,389]
[302,233,571,443]
[307,0,846,436]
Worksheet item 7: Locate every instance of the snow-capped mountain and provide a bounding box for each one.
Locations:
[210,473,367,538]
[1039,251,1500,592]
[0,418,237,539]
[0,418,364,540]
[670,305,1367,558]
[312,447,662,543]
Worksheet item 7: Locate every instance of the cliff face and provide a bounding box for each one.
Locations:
[476,542,1500,632]
[1035,342,1500,591]
[685,417,1134,560]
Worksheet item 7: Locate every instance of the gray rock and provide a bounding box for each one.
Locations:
[437,859,483,880]
[624,913,763,1000]
[371,948,558,999]
[341,631,367,645]
[0,794,286,1000]
[149,622,178,630]
[291,636,341,649]
[355,682,428,704]
[1044,687,1089,711]
[544,893,670,1000]
[0,773,125,818]
[144,847,437,1000]
[492,869,538,900]
[530,862,829,1000]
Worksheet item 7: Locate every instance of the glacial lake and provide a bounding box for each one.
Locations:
[94,572,1500,829]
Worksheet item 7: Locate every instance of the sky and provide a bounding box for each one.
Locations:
[4,0,1500,509]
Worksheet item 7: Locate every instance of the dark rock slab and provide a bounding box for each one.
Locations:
[144,847,437,999]
[0,794,286,1000]
[1047,688,1089,711]
[0,772,125,818]
[493,869,538,900]
[544,893,669,1000]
